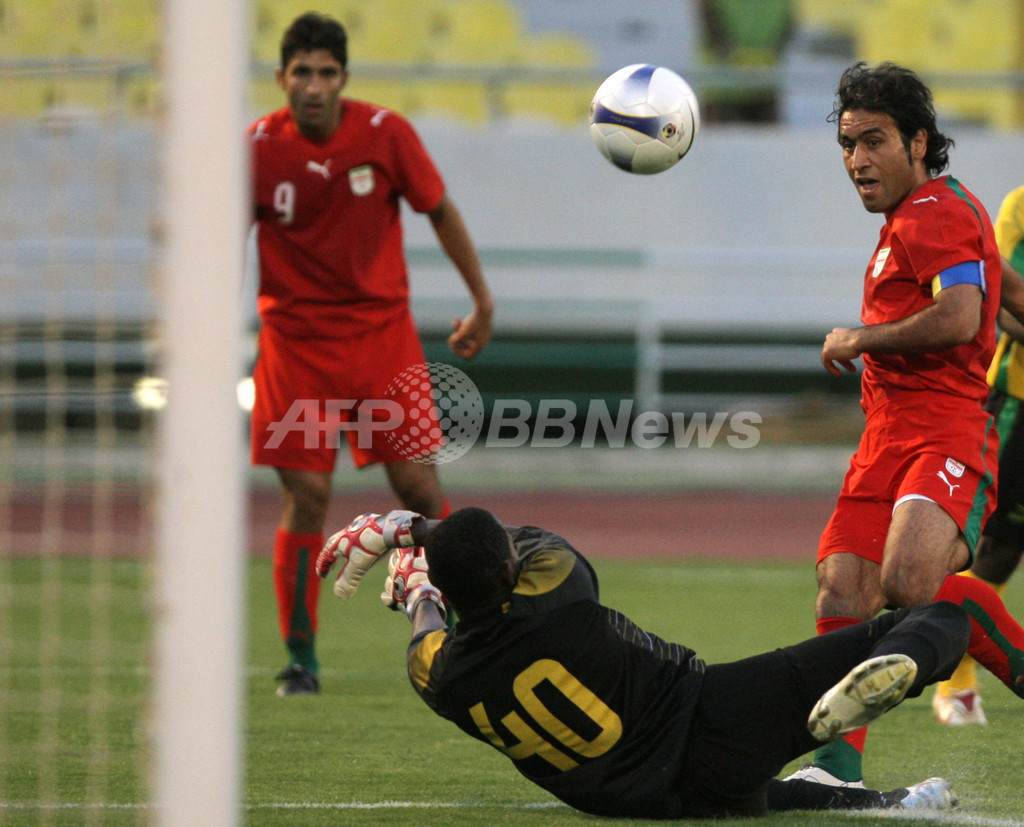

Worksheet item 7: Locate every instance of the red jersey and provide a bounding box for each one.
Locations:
[860,176,1000,407]
[249,100,445,338]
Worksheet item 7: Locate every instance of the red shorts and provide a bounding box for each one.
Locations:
[818,389,998,567]
[250,312,442,471]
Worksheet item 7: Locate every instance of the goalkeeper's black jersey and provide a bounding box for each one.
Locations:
[407,526,706,819]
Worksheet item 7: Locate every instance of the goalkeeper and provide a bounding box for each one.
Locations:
[317,507,970,818]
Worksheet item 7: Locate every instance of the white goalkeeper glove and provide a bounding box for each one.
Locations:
[316,512,391,599]
[381,547,447,621]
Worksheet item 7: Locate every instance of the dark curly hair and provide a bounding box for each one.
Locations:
[280,12,348,71]
[829,62,953,176]
[423,507,513,616]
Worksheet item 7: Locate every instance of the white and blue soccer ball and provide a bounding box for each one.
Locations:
[589,64,700,175]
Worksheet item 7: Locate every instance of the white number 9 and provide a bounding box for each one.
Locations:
[273,182,295,224]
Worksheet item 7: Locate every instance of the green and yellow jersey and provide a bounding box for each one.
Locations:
[989,185,1024,399]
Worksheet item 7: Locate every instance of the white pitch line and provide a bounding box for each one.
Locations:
[246,801,566,810]
[3,801,1020,824]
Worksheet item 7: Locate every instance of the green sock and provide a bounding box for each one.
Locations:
[812,738,863,782]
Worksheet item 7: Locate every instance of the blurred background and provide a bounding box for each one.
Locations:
[2,0,1024,817]
[4,0,1024,477]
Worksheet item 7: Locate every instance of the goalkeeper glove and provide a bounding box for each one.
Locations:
[381,547,447,621]
[316,512,390,599]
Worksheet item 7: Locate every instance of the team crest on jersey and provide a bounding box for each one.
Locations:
[945,458,966,478]
[349,165,375,196]
[872,247,891,278]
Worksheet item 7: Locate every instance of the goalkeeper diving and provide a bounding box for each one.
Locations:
[317,507,968,818]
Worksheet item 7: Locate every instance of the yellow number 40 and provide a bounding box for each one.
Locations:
[468,658,622,771]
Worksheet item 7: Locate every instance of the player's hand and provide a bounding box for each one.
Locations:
[821,327,861,377]
[381,547,447,620]
[316,513,390,598]
[447,306,493,360]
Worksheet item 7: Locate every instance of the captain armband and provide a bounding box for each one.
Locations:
[931,260,986,297]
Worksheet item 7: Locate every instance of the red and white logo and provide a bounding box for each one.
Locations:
[872,247,891,278]
[348,165,375,196]
[945,458,965,478]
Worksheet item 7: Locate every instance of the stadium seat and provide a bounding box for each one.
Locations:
[345,0,438,65]
[502,80,595,126]
[517,32,595,69]
[75,0,159,60]
[343,77,492,123]
[0,0,78,57]
[853,0,1022,128]
[0,0,157,60]
[0,75,110,116]
[793,0,863,36]
[703,0,794,66]
[423,0,523,65]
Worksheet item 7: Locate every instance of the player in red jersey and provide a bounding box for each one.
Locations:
[248,13,494,696]
[788,62,1024,787]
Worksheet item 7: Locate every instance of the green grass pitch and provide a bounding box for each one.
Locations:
[3,555,1022,825]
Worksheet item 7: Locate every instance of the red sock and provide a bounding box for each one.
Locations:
[437,498,452,519]
[816,616,869,754]
[934,574,1024,693]
[272,528,323,667]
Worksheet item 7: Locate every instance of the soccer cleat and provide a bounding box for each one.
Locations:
[808,654,917,742]
[274,664,321,697]
[891,777,959,810]
[932,687,987,725]
[783,763,865,789]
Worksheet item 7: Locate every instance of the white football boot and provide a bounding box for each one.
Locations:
[808,654,917,742]
[895,777,959,810]
[783,763,865,789]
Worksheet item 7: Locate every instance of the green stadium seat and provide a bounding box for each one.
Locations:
[703,0,794,66]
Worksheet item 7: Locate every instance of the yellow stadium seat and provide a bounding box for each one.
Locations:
[0,74,111,116]
[853,0,1023,128]
[0,0,159,60]
[344,76,491,123]
[78,0,159,60]
[1,0,78,57]
[518,32,595,69]
[423,0,523,66]
[253,0,438,67]
[503,80,595,126]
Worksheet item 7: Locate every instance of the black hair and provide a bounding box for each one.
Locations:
[422,507,513,616]
[280,12,348,71]
[829,61,953,176]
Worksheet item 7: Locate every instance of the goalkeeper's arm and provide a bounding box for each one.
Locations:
[407,517,441,546]
[409,594,447,641]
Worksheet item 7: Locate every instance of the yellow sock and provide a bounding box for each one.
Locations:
[936,573,1008,695]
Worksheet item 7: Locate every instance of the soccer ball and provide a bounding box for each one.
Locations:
[589,64,700,175]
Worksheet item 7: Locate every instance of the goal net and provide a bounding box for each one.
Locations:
[0,0,247,822]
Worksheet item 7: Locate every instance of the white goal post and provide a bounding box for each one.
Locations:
[154,0,248,823]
